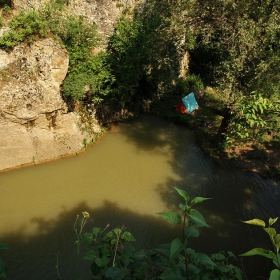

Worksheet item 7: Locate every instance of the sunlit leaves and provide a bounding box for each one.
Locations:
[242,218,266,227]
[240,248,276,260]
[190,197,212,206]
[269,269,280,280]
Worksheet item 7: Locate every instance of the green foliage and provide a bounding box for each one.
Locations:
[172,75,204,97]
[63,52,114,102]
[0,237,10,279]
[0,11,48,49]
[54,15,114,103]
[241,217,280,280]
[225,92,280,146]
[71,188,241,280]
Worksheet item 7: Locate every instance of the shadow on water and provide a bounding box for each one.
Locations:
[2,200,180,280]
[1,113,280,279]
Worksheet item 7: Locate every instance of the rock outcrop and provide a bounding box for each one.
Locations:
[0,38,101,171]
[12,0,138,40]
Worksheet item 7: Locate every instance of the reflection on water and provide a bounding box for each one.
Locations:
[0,113,279,279]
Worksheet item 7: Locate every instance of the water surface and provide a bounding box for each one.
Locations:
[1,113,279,279]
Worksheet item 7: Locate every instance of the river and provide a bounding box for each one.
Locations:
[1,113,279,279]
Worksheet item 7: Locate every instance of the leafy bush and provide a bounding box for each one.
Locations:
[173,75,204,97]
[0,11,48,49]
[71,188,242,279]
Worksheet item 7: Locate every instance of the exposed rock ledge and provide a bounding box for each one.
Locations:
[0,38,101,171]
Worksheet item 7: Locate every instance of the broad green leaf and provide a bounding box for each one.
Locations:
[242,219,266,227]
[269,269,280,280]
[264,228,277,244]
[157,212,182,225]
[228,251,236,258]
[79,232,93,244]
[210,253,226,261]
[92,227,102,236]
[184,227,199,240]
[187,263,200,276]
[240,248,276,261]
[190,197,212,206]
[191,252,217,267]
[170,238,184,260]
[0,258,7,278]
[121,231,136,242]
[269,218,279,227]
[273,253,280,267]
[105,266,127,280]
[174,187,189,203]
[84,249,97,261]
[95,255,108,269]
[186,248,195,256]
[113,228,121,235]
[274,234,280,253]
[188,209,210,228]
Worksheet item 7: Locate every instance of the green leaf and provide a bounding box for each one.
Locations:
[170,238,184,260]
[242,219,266,227]
[240,248,276,261]
[188,209,210,228]
[190,197,212,206]
[157,212,182,225]
[105,267,127,280]
[187,263,200,276]
[84,249,97,261]
[274,254,280,267]
[95,255,108,269]
[174,187,189,203]
[121,231,136,242]
[269,218,279,227]
[179,203,186,212]
[210,253,226,261]
[184,227,199,240]
[269,269,280,280]
[274,235,280,253]
[113,228,121,235]
[79,232,93,244]
[92,227,103,236]
[191,252,217,267]
[264,228,277,244]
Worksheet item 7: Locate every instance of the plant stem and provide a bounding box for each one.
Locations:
[56,252,62,279]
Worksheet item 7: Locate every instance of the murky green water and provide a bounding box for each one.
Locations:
[1,113,279,279]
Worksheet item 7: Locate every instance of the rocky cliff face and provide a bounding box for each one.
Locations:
[12,0,138,40]
[0,38,101,171]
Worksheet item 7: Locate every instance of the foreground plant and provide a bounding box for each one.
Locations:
[74,188,242,279]
[156,187,242,280]
[241,218,280,279]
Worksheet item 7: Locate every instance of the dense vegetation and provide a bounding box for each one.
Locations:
[0,0,279,148]
[0,1,280,277]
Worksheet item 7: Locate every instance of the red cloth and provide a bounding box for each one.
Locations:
[175,100,188,114]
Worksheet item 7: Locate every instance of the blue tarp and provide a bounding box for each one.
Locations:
[182,92,199,114]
